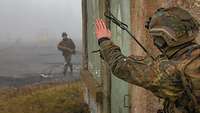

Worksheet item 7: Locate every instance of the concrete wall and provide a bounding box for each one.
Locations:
[109,1,131,113]
[130,0,200,113]
[82,0,200,113]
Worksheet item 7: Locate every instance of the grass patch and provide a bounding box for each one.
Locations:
[0,81,88,113]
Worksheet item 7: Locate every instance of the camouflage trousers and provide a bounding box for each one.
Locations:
[63,54,73,75]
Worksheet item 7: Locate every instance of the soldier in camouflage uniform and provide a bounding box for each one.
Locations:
[95,7,200,113]
[57,32,76,75]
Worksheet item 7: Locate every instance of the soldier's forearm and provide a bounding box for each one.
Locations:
[99,40,122,63]
[99,40,156,87]
[58,46,73,52]
[99,40,134,82]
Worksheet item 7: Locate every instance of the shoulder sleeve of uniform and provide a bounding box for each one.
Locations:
[152,59,183,100]
[99,40,182,99]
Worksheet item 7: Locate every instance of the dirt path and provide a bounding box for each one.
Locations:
[0,72,80,87]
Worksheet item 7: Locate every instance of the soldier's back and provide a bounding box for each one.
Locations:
[173,48,200,113]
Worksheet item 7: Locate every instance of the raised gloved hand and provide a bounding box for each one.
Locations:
[95,19,112,40]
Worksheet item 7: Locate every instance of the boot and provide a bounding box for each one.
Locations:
[63,64,68,76]
[70,64,73,73]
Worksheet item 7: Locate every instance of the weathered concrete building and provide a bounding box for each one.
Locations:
[81,0,200,113]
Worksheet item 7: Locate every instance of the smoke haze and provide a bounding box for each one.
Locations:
[0,0,82,49]
[0,0,82,86]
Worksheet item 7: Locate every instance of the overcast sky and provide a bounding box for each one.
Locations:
[0,0,82,43]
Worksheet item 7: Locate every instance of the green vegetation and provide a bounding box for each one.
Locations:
[0,81,88,113]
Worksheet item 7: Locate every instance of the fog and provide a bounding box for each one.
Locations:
[0,0,82,87]
[0,0,82,49]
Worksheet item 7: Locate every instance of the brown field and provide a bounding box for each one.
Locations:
[0,81,86,113]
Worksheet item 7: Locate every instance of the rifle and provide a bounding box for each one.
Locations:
[58,45,76,54]
[104,11,155,61]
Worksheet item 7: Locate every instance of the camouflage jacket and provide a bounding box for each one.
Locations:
[99,40,200,113]
[57,38,76,56]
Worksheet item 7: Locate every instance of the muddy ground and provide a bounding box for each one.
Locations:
[0,40,81,87]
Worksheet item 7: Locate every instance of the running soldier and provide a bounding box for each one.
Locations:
[95,7,200,113]
[57,32,76,75]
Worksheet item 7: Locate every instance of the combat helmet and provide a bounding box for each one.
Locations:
[62,32,68,38]
[146,7,199,49]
